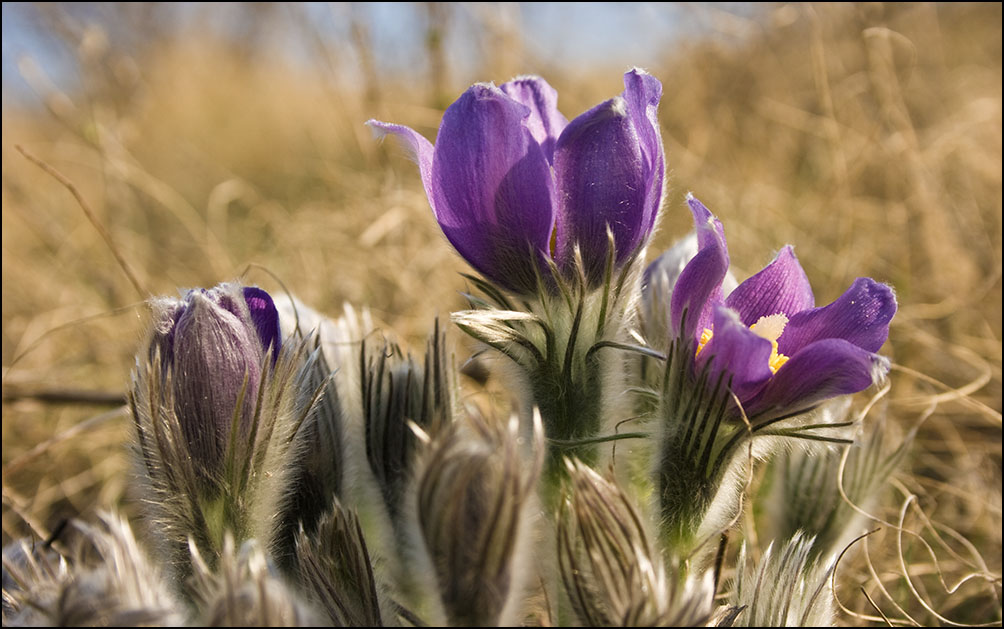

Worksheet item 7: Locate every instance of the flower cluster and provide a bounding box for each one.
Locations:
[5,69,903,629]
[366,67,898,616]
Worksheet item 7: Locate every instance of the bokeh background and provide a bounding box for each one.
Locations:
[2,2,1001,625]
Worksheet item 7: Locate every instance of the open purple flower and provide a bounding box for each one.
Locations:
[368,69,664,293]
[656,195,897,421]
[149,283,282,472]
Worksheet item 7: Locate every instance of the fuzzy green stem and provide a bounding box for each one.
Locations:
[530,358,603,495]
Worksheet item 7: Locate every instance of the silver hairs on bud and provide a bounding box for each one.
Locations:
[726,533,835,627]
[2,513,183,626]
[190,535,322,627]
[559,459,714,627]
[416,410,543,626]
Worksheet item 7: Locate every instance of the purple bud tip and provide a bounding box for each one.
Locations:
[243,286,282,361]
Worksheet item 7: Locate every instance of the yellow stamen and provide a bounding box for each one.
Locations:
[768,346,789,373]
[696,327,714,356]
[750,313,790,374]
[695,313,791,374]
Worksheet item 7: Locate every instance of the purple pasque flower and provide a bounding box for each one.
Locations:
[150,283,282,472]
[368,69,664,293]
[662,195,896,420]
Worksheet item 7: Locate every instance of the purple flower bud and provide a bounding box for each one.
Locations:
[149,283,281,474]
[369,68,665,293]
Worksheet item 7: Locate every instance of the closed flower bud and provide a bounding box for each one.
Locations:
[190,536,322,627]
[147,283,281,477]
[558,459,713,627]
[764,403,906,562]
[130,282,301,579]
[362,318,454,527]
[293,499,385,627]
[417,412,542,626]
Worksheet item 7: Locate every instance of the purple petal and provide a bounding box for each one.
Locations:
[499,76,568,164]
[725,246,815,326]
[670,196,729,341]
[747,338,888,418]
[622,68,665,245]
[431,83,556,293]
[366,120,435,206]
[554,96,647,280]
[643,229,740,313]
[688,195,727,256]
[778,278,897,356]
[370,116,553,292]
[243,286,282,360]
[698,306,774,402]
[172,290,263,472]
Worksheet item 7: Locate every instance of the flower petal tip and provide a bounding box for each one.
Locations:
[865,278,898,317]
[871,353,892,383]
[609,95,629,117]
[504,74,548,86]
[364,119,390,139]
[686,195,714,219]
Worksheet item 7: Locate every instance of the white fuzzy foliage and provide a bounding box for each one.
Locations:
[3,513,184,627]
[727,533,835,627]
[190,535,322,627]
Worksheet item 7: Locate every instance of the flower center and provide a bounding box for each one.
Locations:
[750,313,790,373]
[695,313,791,374]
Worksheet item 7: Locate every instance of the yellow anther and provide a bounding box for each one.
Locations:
[767,340,789,373]
[751,313,790,374]
[696,327,714,356]
[695,313,790,373]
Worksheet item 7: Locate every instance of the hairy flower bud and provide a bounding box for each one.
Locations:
[417,412,542,626]
[147,284,280,476]
[558,460,714,627]
[293,499,384,627]
[130,282,302,579]
[362,318,454,526]
[190,536,321,627]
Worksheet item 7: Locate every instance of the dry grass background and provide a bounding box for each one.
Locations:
[2,2,1000,625]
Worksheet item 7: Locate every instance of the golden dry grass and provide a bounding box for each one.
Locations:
[2,3,1001,625]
